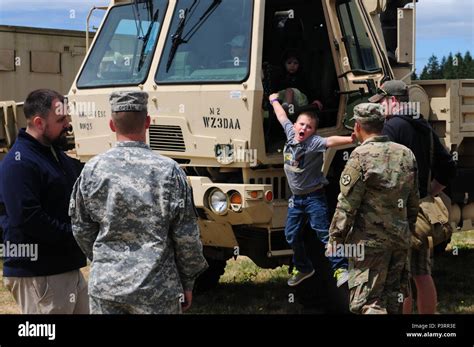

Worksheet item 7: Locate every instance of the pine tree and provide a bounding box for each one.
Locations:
[418,51,474,80]
[420,65,430,80]
[463,51,474,78]
[454,52,464,78]
[440,56,447,78]
[421,54,442,79]
[443,53,455,79]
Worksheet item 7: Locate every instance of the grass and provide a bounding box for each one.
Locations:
[189,257,303,314]
[435,230,474,314]
[0,230,472,314]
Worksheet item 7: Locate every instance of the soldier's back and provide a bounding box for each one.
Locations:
[356,139,416,189]
[80,142,187,307]
[351,137,417,249]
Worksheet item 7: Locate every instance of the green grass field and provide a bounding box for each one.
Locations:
[435,230,474,314]
[1,230,473,314]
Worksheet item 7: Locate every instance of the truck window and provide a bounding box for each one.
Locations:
[336,0,379,72]
[77,0,168,88]
[156,0,253,84]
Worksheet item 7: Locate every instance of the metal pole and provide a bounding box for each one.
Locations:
[86,6,108,51]
[400,0,417,82]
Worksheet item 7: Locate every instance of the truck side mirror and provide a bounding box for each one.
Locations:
[396,7,414,65]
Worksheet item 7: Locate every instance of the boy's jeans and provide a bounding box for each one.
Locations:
[285,189,347,273]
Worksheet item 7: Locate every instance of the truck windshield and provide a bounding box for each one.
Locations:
[337,0,379,72]
[156,0,253,84]
[77,0,168,88]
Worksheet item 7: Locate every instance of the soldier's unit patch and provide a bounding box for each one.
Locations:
[341,174,351,186]
[340,166,361,196]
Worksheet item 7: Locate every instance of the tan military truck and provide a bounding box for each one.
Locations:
[1,1,473,300]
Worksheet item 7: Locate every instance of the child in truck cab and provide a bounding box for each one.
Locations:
[269,92,353,287]
[272,51,323,118]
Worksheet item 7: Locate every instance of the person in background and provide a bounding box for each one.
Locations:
[70,91,208,314]
[329,103,419,314]
[224,35,248,67]
[369,80,456,314]
[274,50,323,118]
[0,89,88,314]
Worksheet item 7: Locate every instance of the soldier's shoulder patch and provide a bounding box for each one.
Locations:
[340,165,362,196]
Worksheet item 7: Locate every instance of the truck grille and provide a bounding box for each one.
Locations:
[249,176,290,200]
[149,125,186,152]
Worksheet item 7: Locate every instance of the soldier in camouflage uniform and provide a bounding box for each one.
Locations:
[69,91,208,314]
[328,103,419,314]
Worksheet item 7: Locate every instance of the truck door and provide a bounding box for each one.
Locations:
[329,0,393,129]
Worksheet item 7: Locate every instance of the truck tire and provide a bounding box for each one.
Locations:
[194,258,227,293]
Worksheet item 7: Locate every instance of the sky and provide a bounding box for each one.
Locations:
[0,0,472,73]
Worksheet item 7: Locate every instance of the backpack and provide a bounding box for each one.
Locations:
[411,194,453,250]
[411,130,453,250]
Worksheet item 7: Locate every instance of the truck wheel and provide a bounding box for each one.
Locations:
[194,258,227,293]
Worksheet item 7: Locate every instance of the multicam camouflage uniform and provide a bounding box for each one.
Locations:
[70,142,208,314]
[329,103,419,314]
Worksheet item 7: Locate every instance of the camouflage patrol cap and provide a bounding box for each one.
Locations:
[368,80,409,103]
[350,103,385,123]
[109,91,148,113]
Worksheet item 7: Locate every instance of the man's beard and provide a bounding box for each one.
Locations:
[50,131,70,150]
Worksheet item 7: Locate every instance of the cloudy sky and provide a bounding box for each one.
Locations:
[0,0,472,72]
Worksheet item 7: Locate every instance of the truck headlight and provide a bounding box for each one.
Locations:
[208,188,229,215]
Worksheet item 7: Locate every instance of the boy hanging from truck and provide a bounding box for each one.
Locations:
[269,93,354,287]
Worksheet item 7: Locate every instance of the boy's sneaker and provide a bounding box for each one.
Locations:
[287,269,315,287]
[334,268,349,287]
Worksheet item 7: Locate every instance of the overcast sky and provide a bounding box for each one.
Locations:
[0,0,472,72]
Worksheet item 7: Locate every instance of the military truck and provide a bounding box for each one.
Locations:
[2,0,473,294]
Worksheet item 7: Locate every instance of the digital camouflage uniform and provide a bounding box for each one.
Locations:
[69,91,208,314]
[329,103,419,314]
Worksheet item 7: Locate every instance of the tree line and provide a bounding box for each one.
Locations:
[413,51,474,80]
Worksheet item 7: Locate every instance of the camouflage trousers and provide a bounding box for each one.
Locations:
[90,296,182,314]
[348,248,409,314]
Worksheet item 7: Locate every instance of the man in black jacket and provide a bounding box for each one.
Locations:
[369,80,456,314]
[0,89,88,314]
